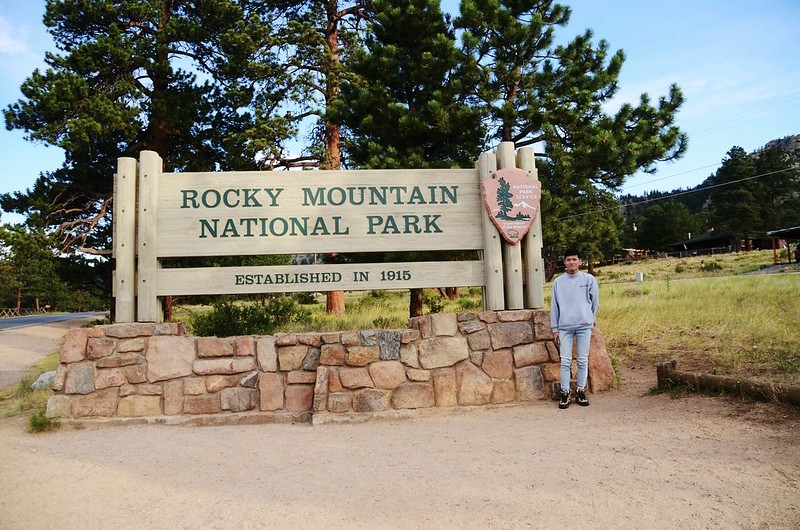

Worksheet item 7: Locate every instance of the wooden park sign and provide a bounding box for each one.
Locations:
[113,142,545,322]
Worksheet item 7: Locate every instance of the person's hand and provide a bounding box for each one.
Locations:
[552,331,559,346]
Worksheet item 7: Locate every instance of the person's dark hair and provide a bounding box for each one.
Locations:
[563,247,580,259]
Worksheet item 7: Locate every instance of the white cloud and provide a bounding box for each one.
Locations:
[0,15,30,55]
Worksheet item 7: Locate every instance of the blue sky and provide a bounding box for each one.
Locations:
[1,0,799,224]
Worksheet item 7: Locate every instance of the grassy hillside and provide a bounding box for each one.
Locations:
[590,250,799,385]
[592,249,798,282]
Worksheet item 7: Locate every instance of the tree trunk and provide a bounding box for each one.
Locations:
[445,287,459,300]
[15,287,22,315]
[409,288,423,317]
[326,290,345,315]
[545,256,558,282]
[322,0,345,315]
[163,295,173,322]
[148,0,172,158]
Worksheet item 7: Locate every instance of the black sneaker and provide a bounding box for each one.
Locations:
[558,390,571,409]
[576,388,589,406]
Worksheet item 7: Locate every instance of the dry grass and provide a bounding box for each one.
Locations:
[597,275,800,385]
[576,250,800,385]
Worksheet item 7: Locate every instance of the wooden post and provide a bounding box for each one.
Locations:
[517,147,545,308]
[114,157,137,323]
[478,152,504,310]
[656,360,678,390]
[496,142,524,309]
[137,150,161,322]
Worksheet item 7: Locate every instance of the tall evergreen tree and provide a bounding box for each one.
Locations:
[707,147,763,250]
[3,0,290,254]
[635,202,700,251]
[455,0,687,270]
[273,0,374,314]
[707,146,800,249]
[752,146,800,230]
[337,0,484,169]
[0,225,68,312]
[337,0,484,315]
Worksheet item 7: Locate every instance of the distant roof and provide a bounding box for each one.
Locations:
[670,230,736,246]
[766,226,800,239]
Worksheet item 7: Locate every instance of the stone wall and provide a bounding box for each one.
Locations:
[46,310,615,424]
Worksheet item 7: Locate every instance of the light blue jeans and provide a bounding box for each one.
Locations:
[559,327,592,392]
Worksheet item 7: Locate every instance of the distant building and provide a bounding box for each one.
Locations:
[766,225,800,264]
[621,248,648,260]
[665,230,737,256]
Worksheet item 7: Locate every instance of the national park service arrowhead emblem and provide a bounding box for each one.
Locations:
[481,167,541,244]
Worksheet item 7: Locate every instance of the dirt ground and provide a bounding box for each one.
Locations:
[0,361,798,529]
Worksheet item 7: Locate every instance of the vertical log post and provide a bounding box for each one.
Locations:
[517,147,545,308]
[478,152,504,310]
[496,142,524,309]
[114,157,137,323]
[137,150,161,322]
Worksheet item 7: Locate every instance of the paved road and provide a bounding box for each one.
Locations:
[0,311,107,331]
[0,313,104,390]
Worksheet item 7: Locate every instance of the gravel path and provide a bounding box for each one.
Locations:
[1,369,797,529]
[1,319,797,528]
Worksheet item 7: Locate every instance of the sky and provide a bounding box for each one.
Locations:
[1,0,799,225]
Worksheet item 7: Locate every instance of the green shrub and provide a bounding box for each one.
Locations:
[423,290,445,313]
[292,292,318,305]
[367,290,403,301]
[458,297,482,311]
[28,409,59,433]
[372,316,405,329]
[190,298,310,336]
[461,286,482,297]
[674,263,686,273]
[15,377,34,398]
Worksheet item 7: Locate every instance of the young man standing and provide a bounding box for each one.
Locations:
[550,248,599,409]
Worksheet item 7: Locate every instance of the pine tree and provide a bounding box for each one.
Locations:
[337,0,484,169]
[272,0,374,314]
[0,225,68,312]
[753,146,800,230]
[3,0,289,254]
[337,0,484,315]
[707,146,800,249]
[636,202,700,251]
[455,0,687,270]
